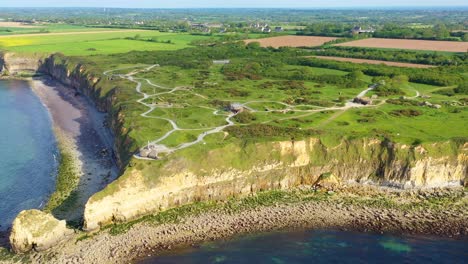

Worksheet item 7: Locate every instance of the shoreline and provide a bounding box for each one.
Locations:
[29,76,118,223]
[21,185,468,264]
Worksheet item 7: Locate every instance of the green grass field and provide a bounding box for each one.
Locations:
[0,30,219,55]
[0,23,115,35]
[100,57,466,150]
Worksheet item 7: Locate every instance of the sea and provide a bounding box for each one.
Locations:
[140,229,467,264]
[0,80,58,230]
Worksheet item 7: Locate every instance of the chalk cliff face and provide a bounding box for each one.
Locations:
[39,54,137,169]
[83,139,467,231]
[9,210,73,253]
[0,52,42,75]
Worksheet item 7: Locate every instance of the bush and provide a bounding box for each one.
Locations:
[234,111,257,123]
[386,98,419,106]
[225,124,318,139]
[390,109,423,117]
[454,82,468,95]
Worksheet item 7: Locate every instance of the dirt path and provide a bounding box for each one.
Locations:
[105,65,385,160]
[0,29,150,39]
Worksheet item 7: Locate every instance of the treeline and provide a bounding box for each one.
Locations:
[110,42,301,70]
[292,57,466,86]
[374,23,467,41]
[222,57,366,89]
[298,22,468,41]
[314,47,468,66]
[106,42,466,87]
[297,23,355,37]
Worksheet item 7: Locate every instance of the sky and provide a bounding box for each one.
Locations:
[1,0,467,8]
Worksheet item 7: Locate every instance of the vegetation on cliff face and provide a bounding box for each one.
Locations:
[44,143,79,214]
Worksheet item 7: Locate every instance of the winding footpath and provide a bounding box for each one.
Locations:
[104,65,416,160]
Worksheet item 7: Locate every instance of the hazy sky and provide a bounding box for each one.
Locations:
[2,0,467,8]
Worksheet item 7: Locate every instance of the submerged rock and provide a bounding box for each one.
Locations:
[9,210,73,253]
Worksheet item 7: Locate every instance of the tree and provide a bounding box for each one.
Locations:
[246,42,261,49]
[434,23,449,39]
[463,33,468,42]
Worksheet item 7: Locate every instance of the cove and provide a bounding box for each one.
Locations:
[0,79,58,230]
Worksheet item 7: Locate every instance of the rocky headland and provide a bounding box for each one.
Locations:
[0,51,466,263]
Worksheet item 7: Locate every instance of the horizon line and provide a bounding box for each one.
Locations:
[1,6,468,9]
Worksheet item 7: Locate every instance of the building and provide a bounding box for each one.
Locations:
[351,26,375,34]
[275,26,284,32]
[213,60,231,65]
[263,27,272,33]
[230,103,244,113]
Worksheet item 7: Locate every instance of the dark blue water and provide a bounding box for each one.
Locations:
[141,230,468,264]
[0,80,58,230]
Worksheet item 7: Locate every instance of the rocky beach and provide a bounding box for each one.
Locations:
[30,77,118,223]
[1,184,465,263]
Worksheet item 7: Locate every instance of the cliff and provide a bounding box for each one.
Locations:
[2,52,467,235]
[0,52,43,76]
[38,54,137,169]
[83,138,467,231]
[9,210,73,253]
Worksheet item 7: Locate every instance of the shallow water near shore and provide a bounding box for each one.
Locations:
[0,80,57,230]
[140,229,467,264]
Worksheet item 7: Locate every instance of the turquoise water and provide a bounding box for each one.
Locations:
[0,80,57,230]
[141,230,468,263]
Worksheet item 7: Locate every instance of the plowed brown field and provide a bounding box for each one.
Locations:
[313,56,435,68]
[336,38,468,52]
[244,36,338,48]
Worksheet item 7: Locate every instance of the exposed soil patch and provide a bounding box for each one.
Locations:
[335,38,468,52]
[244,36,338,48]
[0,22,41,28]
[313,56,435,68]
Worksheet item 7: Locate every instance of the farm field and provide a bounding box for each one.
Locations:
[0,23,129,35]
[0,22,38,28]
[244,36,338,48]
[335,38,468,52]
[0,29,150,38]
[0,30,218,55]
[313,56,435,68]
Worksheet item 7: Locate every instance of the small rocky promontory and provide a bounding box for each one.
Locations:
[9,210,73,253]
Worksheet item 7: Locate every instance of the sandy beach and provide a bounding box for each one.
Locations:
[30,77,118,222]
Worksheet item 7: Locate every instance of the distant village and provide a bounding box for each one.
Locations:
[189,22,285,34]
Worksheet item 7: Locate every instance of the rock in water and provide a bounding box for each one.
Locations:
[9,210,73,253]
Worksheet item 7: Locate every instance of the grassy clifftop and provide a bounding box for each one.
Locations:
[34,43,466,230]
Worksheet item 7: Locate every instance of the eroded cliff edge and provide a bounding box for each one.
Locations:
[83,138,467,231]
[1,52,467,236]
